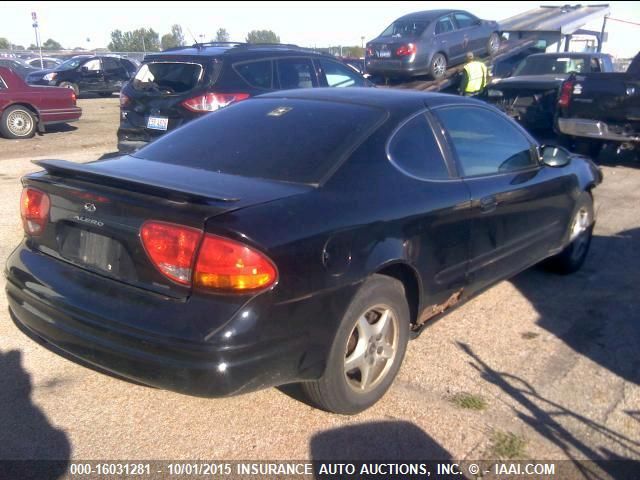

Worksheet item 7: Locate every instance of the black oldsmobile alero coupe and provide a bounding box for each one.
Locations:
[6,88,601,414]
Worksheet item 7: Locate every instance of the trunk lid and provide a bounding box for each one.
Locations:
[368,38,414,59]
[24,156,311,299]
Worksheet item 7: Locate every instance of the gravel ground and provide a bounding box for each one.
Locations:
[0,98,638,471]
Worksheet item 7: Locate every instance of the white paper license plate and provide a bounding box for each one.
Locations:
[378,50,391,58]
[147,116,169,131]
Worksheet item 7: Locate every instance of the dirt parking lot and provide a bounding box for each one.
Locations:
[0,98,638,472]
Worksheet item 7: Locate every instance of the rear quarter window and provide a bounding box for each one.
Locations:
[387,113,450,180]
[233,60,273,89]
[134,98,386,185]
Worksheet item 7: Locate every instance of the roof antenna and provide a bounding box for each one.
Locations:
[186,27,201,48]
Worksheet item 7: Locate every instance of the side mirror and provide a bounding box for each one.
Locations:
[541,145,571,167]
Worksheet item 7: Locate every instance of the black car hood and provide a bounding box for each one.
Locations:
[491,74,569,90]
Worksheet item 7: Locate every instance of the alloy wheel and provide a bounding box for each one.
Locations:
[344,304,399,393]
[6,110,33,137]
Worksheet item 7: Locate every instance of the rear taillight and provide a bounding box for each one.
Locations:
[140,221,201,285]
[558,79,574,108]
[140,221,277,291]
[194,235,277,291]
[20,187,50,236]
[120,93,131,108]
[71,92,77,105]
[181,92,250,112]
[396,43,417,57]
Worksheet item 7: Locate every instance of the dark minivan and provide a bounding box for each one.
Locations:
[27,55,139,97]
[366,9,500,79]
[117,43,372,152]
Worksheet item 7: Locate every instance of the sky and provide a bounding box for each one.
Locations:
[2,1,639,58]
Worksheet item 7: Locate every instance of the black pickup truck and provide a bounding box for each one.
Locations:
[556,52,639,157]
[485,52,614,130]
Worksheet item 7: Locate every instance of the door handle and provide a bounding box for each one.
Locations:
[479,195,498,212]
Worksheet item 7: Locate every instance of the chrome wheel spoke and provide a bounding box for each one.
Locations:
[371,309,391,338]
[358,360,373,390]
[344,335,367,374]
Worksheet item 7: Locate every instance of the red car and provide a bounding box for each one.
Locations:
[0,67,81,139]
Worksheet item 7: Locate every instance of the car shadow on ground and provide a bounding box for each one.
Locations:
[512,229,640,386]
[457,342,640,478]
[309,420,453,461]
[43,124,78,135]
[0,349,70,479]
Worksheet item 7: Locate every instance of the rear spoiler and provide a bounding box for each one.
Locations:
[32,159,239,205]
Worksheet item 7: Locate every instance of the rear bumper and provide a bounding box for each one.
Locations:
[557,117,640,143]
[365,58,428,76]
[5,244,323,397]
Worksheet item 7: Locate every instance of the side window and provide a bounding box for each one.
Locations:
[234,60,273,89]
[435,17,455,34]
[276,58,317,89]
[436,107,536,177]
[317,59,365,87]
[388,113,450,180]
[453,13,476,29]
[0,75,6,89]
[102,57,124,74]
[83,59,101,71]
[590,57,601,73]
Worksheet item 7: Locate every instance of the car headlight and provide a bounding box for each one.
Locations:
[43,72,57,81]
[487,89,503,97]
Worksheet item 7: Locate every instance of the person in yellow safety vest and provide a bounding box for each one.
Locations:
[459,52,488,96]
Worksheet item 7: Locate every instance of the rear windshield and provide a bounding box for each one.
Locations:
[380,20,429,38]
[132,62,203,94]
[133,98,385,184]
[514,56,587,76]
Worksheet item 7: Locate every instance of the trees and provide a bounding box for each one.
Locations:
[245,30,280,44]
[214,28,230,42]
[42,38,63,50]
[108,28,160,52]
[0,38,9,50]
[161,24,185,50]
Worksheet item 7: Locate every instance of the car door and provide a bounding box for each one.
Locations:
[275,57,318,89]
[432,104,576,293]
[385,110,471,311]
[78,57,104,92]
[433,15,460,64]
[101,57,127,92]
[314,58,368,87]
[452,12,484,55]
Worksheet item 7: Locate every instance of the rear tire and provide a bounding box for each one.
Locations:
[301,274,410,414]
[428,53,447,79]
[487,32,501,56]
[544,193,594,274]
[59,81,79,97]
[0,105,37,139]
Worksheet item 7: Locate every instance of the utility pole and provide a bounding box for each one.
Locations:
[31,11,43,69]
[361,36,365,48]
[142,35,146,54]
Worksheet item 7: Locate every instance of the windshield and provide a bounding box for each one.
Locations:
[514,56,587,76]
[380,20,429,38]
[134,98,385,185]
[132,62,203,94]
[56,57,88,71]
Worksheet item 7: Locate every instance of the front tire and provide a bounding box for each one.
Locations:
[487,32,501,56]
[544,193,594,274]
[0,105,37,139]
[428,53,447,79]
[302,274,410,414]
